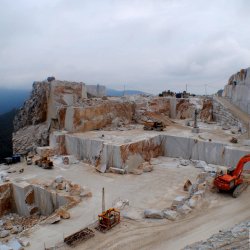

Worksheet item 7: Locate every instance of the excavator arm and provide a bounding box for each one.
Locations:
[232,154,250,178]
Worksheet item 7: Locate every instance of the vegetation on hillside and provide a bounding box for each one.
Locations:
[0,109,17,163]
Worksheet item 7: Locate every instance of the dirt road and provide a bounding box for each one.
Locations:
[80,188,250,250]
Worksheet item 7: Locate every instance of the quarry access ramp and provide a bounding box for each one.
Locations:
[214,96,250,132]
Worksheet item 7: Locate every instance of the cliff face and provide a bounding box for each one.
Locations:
[223,67,250,114]
[13,79,87,153]
[13,82,49,132]
[13,78,199,154]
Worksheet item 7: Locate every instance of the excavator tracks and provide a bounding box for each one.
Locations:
[232,183,248,198]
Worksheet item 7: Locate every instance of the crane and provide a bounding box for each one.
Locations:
[214,154,250,197]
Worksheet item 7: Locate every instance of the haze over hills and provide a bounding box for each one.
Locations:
[106,88,148,96]
[0,88,30,114]
[0,87,148,114]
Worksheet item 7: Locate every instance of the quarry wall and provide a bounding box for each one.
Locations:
[223,67,250,114]
[0,181,69,217]
[63,132,250,171]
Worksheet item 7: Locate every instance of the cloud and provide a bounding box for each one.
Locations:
[0,0,250,94]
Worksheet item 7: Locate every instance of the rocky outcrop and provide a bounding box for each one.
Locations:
[13,82,49,131]
[13,79,88,152]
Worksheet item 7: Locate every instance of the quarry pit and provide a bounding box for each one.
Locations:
[1,73,250,249]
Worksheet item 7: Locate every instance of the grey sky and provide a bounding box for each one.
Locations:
[1,0,250,94]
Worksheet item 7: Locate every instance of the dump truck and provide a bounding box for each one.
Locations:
[214,154,250,197]
[143,121,165,131]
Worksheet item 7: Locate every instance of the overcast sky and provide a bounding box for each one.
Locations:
[1,0,250,94]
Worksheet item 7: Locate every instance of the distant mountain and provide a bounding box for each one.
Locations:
[107,88,148,96]
[0,88,30,114]
[0,109,17,162]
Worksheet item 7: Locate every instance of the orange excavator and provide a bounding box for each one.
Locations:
[214,154,250,198]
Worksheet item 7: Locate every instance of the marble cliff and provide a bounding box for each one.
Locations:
[13,78,199,154]
[223,67,250,114]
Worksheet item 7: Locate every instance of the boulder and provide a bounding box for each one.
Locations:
[7,239,23,250]
[196,172,209,184]
[55,176,64,183]
[141,162,153,172]
[183,179,192,191]
[144,209,164,219]
[180,159,190,166]
[80,188,92,198]
[187,196,200,208]
[177,204,192,215]
[193,190,205,198]
[0,230,9,238]
[197,181,207,191]
[18,238,30,247]
[194,161,207,169]
[163,209,178,221]
[11,225,23,234]
[110,167,126,175]
[171,196,187,209]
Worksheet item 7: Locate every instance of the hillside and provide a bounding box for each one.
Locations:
[0,109,17,163]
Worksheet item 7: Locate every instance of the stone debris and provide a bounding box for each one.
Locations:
[144,209,164,219]
[43,214,61,224]
[179,159,190,166]
[177,204,192,215]
[162,209,178,221]
[114,199,129,210]
[0,230,10,238]
[56,209,70,219]
[55,175,64,183]
[7,239,23,250]
[183,220,250,250]
[18,238,30,247]
[171,196,187,209]
[109,167,126,175]
[183,179,192,191]
[140,162,154,172]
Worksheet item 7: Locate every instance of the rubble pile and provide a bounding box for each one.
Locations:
[144,160,216,221]
[13,124,49,153]
[183,220,250,250]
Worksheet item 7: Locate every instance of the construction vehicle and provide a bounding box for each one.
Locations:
[96,187,120,232]
[97,208,120,232]
[214,154,250,198]
[143,121,165,131]
[34,157,53,169]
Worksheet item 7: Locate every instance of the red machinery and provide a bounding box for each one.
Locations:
[214,154,250,197]
[97,208,120,232]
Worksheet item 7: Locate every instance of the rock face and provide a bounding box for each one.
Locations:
[13,79,88,153]
[13,81,49,131]
[223,67,250,114]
